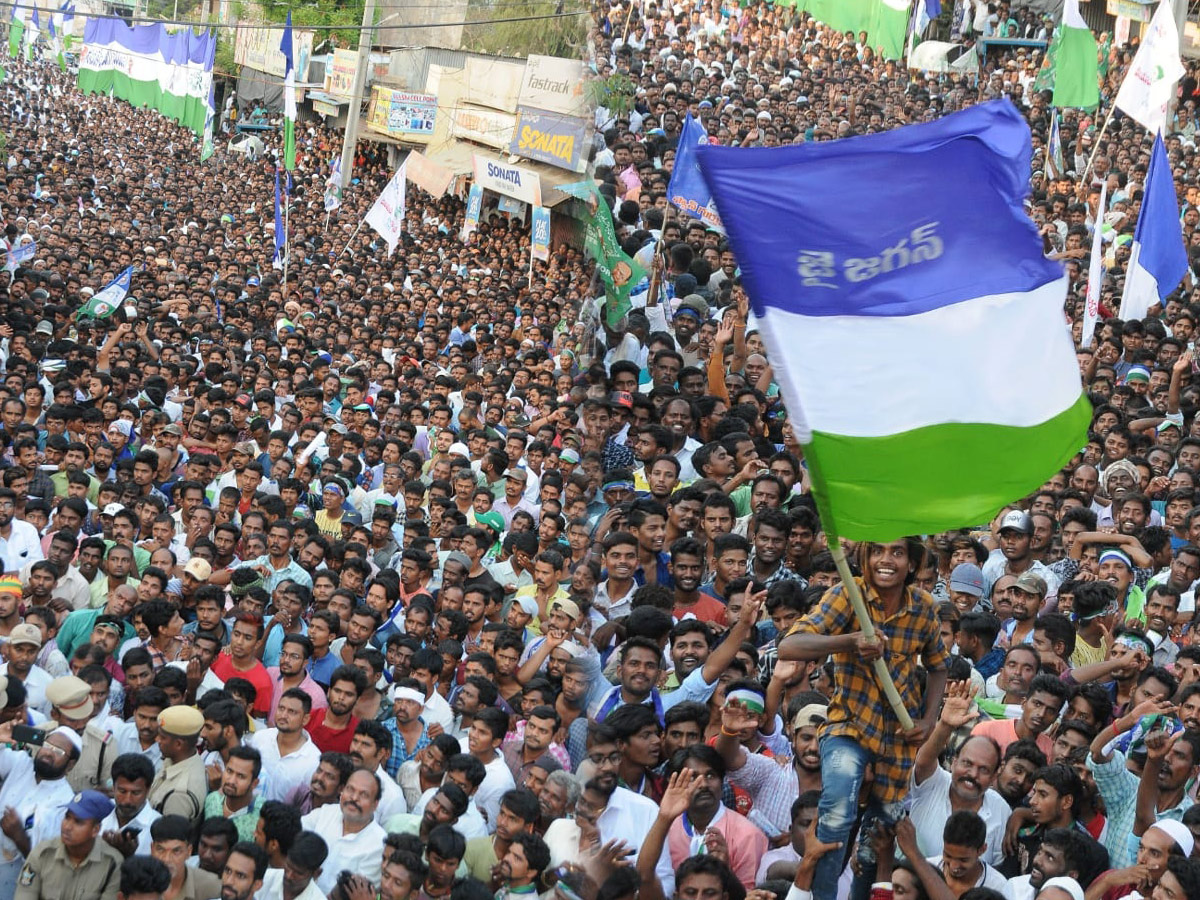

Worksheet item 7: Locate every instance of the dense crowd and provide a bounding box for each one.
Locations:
[2,2,1200,900]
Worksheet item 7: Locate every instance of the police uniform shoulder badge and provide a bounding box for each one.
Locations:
[18,862,35,886]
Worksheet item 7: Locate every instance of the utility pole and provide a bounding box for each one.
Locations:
[339,0,377,190]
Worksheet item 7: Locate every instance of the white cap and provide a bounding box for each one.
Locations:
[1037,878,1084,900]
[1147,818,1195,857]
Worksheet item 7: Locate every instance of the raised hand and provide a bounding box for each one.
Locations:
[938,680,979,730]
[658,767,700,821]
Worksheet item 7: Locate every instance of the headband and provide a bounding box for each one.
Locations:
[726,688,765,714]
[603,480,635,492]
[1098,548,1132,569]
[393,687,425,706]
[1115,633,1153,655]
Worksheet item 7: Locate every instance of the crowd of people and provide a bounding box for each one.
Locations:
[2,2,1200,900]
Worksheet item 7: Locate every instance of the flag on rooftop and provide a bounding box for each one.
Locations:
[695,100,1090,540]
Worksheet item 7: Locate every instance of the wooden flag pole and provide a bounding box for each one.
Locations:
[826,539,915,731]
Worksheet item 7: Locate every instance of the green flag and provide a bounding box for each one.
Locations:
[78,266,133,319]
[1052,0,1099,109]
[8,17,23,59]
[560,181,646,326]
[1033,22,1062,94]
[1097,32,1111,80]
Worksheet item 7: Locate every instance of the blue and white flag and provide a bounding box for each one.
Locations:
[5,239,35,272]
[273,168,285,270]
[667,114,723,233]
[79,266,133,318]
[694,100,1088,540]
[324,157,343,212]
[1120,132,1188,321]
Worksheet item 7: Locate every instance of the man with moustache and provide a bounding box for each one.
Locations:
[299,768,385,896]
[665,745,766,889]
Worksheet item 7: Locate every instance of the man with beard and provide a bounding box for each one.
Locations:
[985,512,1059,604]
[101,753,160,857]
[56,584,138,660]
[218,842,268,900]
[305,665,365,753]
[398,736,459,812]
[606,704,661,799]
[300,768,385,896]
[249,690,321,804]
[1002,572,1047,647]
[462,788,539,882]
[589,591,763,724]
[665,744,767,889]
[0,719,82,896]
[985,646,1042,704]
[501,706,565,784]
[348,720,407,824]
[492,831,550,900]
[1007,828,1094,900]
[282,751,354,816]
[580,724,675,892]
[908,681,1010,865]
[20,529,90,610]
[973,674,1068,759]
[265,635,327,727]
[14,790,123,900]
[253,831,328,900]
[668,538,728,624]
[748,510,798,588]
[199,700,247,788]
[382,783,470,842]
[202,746,264,842]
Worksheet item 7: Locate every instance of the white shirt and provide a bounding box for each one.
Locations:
[1009,874,1034,900]
[927,857,1012,898]
[908,765,1011,866]
[249,728,322,802]
[413,786,488,841]
[300,804,386,896]
[474,753,516,833]
[0,519,44,571]
[0,746,74,865]
[421,689,454,734]
[0,662,51,715]
[255,866,328,900]
[375,764,408,825]
[598,786,675,895]
[100,802,160,856]
[20,560,91,610]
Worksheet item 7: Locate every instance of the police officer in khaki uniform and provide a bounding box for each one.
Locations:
[14,790,123,900]
[40,675,117,795]
[147,707,207,828]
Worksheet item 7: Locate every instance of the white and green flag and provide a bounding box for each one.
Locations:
[76,17,215,137]
[1052,0,1099,109]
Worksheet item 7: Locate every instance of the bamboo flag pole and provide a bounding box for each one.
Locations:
[1079,106,1116,185]
[825,539,915,731]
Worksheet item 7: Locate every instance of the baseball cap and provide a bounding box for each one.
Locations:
[503,468,528,482]
[948,563,984,598]
[8,623,42,648]
[101,503,124,517]
[550,598,582,621]
[183,558,212,581]
[1013,571,1048,597]
[231,441,257,457]
[998,510,1033,535]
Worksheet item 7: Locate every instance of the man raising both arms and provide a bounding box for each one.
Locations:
[776,538,949,900]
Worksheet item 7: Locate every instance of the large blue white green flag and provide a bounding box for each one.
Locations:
[695,101,1089,540]
[79,267,134,319]
[76,18,215,136]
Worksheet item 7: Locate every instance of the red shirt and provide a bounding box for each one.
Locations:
[673,595,728,627]
[306,707,359,754]
[211,653,273,717]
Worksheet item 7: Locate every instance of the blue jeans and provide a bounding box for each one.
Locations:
[812,735,904,900]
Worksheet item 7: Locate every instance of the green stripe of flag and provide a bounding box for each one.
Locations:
[805,393,1092,541]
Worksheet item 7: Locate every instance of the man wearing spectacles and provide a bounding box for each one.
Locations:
[0,717,81,897]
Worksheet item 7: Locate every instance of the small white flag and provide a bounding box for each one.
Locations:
[364,164,407,256]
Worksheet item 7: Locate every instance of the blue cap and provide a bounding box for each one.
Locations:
[67,790,115,822]
[247,276,260,287]
[949,563,984,598]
